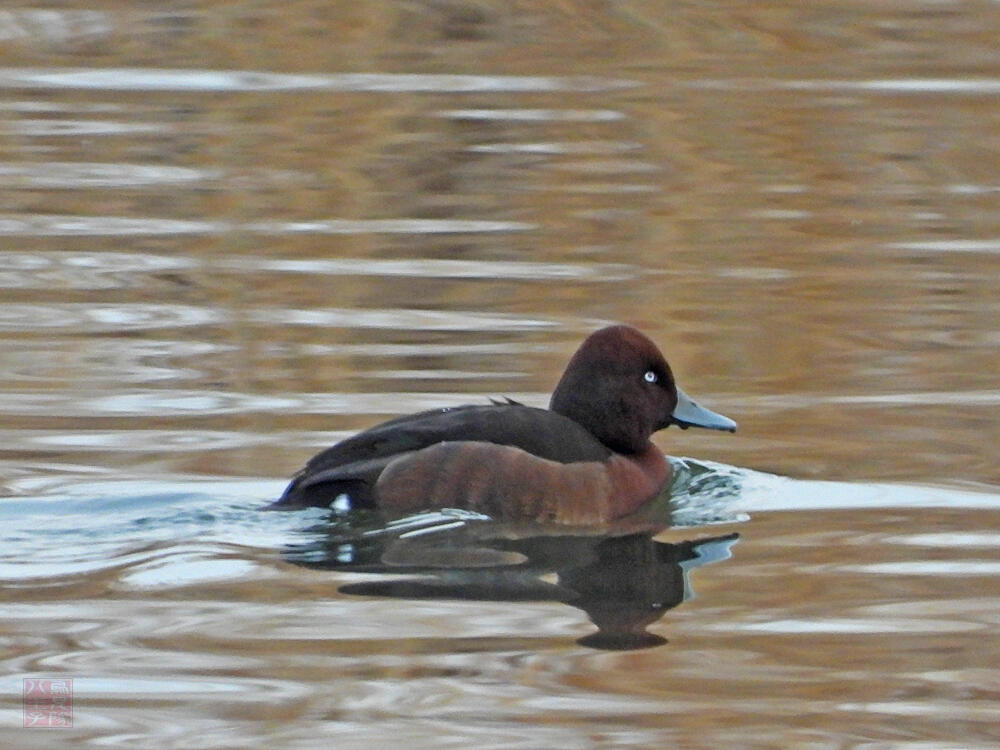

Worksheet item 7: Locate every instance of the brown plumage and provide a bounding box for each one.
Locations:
[271,325,736,524]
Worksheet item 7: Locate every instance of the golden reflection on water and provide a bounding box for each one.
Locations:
[1,1,1000,747]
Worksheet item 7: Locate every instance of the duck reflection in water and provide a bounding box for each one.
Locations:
[284,512,738,650]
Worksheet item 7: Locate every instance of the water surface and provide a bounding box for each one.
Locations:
[2,2,999,748]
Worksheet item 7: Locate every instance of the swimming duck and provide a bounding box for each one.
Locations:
[271,325,736,523]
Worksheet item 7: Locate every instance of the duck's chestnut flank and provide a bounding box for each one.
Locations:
[271,324,736,524]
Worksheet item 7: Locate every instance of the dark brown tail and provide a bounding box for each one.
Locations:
[266,476,374,511]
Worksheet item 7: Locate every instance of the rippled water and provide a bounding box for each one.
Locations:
[2,2,1000,748]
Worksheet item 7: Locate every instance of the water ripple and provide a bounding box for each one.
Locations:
[251,307,569,331]
[840,561,1000,576]
[889,239,1000,253]
[0,303,219,331]
[253,341,548,358]
[0,340,225,383]
[0,67,637,93]
[120,546,260,588]
[0,161,219,188]
[788,78,1000,95]
[246,218,536,235]
[0,251,195,289]
[0,214,536,236]
[438,108,627,122]
[727,390,1000,411]
[0,301,594,335]
[223,257,635,282]
[0,251,623,289]
[0,250,193,272]
[467,140,642,155]
[551,159,659,175]
[704,460,1000,513]
[0,390,549,417]
[0,214,215,235]
[689,78,1000,95]
[1,119,165,136]
[0,10,109,43]
[0,429,348,452]
[887,532,1000,548]
[720,617,983,635]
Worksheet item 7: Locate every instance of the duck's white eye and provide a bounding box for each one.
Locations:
[643,370,658,384]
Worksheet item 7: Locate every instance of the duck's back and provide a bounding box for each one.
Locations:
[273,403,612,509]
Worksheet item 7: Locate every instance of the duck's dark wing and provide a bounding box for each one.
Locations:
[271,404,611,509]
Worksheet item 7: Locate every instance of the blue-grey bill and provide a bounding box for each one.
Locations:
[671,386,737,432]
